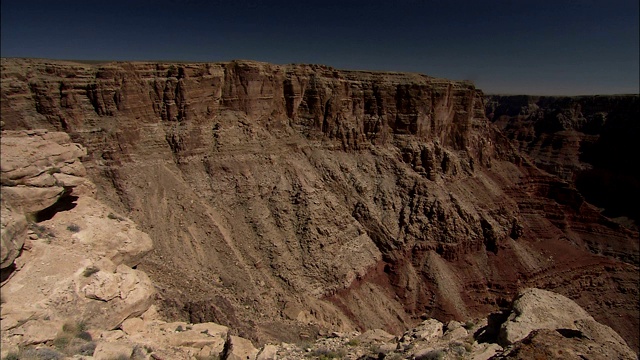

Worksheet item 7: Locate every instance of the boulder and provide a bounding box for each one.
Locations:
[0,130,85,180]
[93,341,135,360]
[443,326,468,341]
[121,317,146,335]
[471,343,503,360]
[17,320,60,345]
[52,173,96,197]
[256,344,278,360]
[83,265,156,330]
[0,130,88,213]
[167,327,226,351]
[83,271,121,301]
[415,319,444,341]
[498,287,635,359]
[499,288,593,345]
[446,320,463,331]
[191,322,230,337]
[494,328,636,360]
[223,335,259,360]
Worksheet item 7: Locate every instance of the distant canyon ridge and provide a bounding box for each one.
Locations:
[1,58,638,352]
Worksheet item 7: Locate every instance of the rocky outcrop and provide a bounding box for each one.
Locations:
[90,312,234,360]
[3,286,634,359]
[1,59,638,353]
[0,206,26,271]
[0,129,91,271]
[494,329,636,360]
[0,130,154,355]
[498,288,631,351]
[494,288,636,360]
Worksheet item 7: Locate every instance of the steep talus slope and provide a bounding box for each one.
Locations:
[1,58,637,351]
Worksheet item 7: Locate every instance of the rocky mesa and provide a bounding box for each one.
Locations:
[1,58,638,354]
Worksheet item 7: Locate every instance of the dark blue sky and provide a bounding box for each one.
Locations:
[2,0,638,95]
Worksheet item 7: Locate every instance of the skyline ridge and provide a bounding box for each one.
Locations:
[3,56,637,97]
[2,0,638,95]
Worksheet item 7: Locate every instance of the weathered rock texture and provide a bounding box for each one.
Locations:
[486,95,640,230]
[494,289,636,360]
[0,130,154,352]
[0,129,90,270]
[1,58,638,353]
[4,285,632,359]
[499,288,632,352]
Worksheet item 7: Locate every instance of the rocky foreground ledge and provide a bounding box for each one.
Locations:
[1,130,636,359]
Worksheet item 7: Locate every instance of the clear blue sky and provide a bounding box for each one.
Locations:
[1,0,638,95]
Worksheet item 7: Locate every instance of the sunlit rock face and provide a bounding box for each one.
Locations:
[0,129,155,356]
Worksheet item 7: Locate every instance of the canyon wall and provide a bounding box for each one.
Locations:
[486,95,640,229]
[1,58,638,351]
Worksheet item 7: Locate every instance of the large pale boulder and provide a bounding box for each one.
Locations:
[256,344,278,360]
[499,287,635,359]
[83,264,155,330]
[83,271,122,301]
[356,328,396,343]
[14,320,60,345]
[120,317,145,335]
[0,130,85,180]
[499,288,593,345]
[472,343,503,360]
[443,326,468,341]
[413,319,444,341]
[92,318,233,360]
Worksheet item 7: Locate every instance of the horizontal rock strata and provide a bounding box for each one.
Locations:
[1,58,638,353]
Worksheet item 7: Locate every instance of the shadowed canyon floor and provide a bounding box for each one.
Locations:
[1,58,638,355]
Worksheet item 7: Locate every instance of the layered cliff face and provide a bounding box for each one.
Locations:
[1,58,638,352]
[485,95,640,229]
